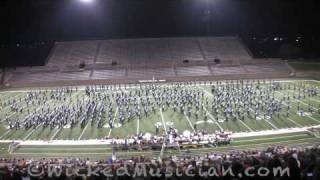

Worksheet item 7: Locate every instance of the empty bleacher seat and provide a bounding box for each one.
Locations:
[47,41,98,66]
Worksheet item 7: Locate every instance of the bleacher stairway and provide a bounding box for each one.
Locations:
[5,37,293,87]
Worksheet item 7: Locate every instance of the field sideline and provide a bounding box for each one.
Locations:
[0,131,318,159]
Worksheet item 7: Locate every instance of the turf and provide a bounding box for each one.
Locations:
[289,62,320,71]
[7,131,317,159]
[0,79,320,159]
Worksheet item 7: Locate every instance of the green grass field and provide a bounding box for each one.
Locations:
[1,131,317,160]
[1,79,320,159]
[289,61,320,71]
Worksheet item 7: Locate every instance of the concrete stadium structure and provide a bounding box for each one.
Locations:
[3,36,293,87]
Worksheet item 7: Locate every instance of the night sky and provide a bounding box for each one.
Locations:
[0,0,319,67]
[1,0,319,42]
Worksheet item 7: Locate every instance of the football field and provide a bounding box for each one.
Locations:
[0,79,320,158]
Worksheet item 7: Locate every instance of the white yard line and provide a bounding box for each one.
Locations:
[2,124,320,145]
[78,120,91,140]
[1,96,59,141]
[309,98,320,103]
[287,118,304,128]
[1,79,319,143]
[202,87,251,132]
[264,119,279,130]
[226,137,317,150]
[10,137,318,156]
[246,94,282,130]
[50,128,61,141]
[0,91,14,98]
[0,130,11,140]
[2,93,43,121]
[203,106,224,131]
[276,91,319,111]
[159,140,166,158]
[77,95,94,140]
[183,113,196,133]
[272,93,312,129]
[12,150,159,155]
[276,91,320,127]
[279,92,320,127]
[136,97,143,135]
[0,92,22,100]
[0,93,24,111]
[15,147,113,151]
[238,120,254,132]
[0,94,75,140]
[285,89,320,104]
[11,151,151,155]
[2,103,30,122]
[47,92,82,141]
[249,108,279,130]
[107,107,119,137]
[136,117,140,135]
[201,88,213,98]
[307,116,320,124]
[234,134,307,143]
[200,88,224,131]
[23,123,43,140]
[159,109,167,133]
[2,93,58,122]
[201,88,254,132]
[0,79,318,94]
[197,79,319,87]
[16,94,64,126]
[296,99,319,111]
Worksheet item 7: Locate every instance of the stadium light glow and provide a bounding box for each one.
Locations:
[79,0,94,3]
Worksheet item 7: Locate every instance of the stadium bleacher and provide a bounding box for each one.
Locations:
[56,71,91,81]
[4,36,294,86]
[127,67,176,79]
[47,41,98,67]
[243,64,292,74]
[92,69,126,79]
[9,72,59,84]
[97,40,131,64]
[48,37,252,66]
[198,37,251,61]
[175,66,211,77]
[211,66,246,76]
[169,37,204,61]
